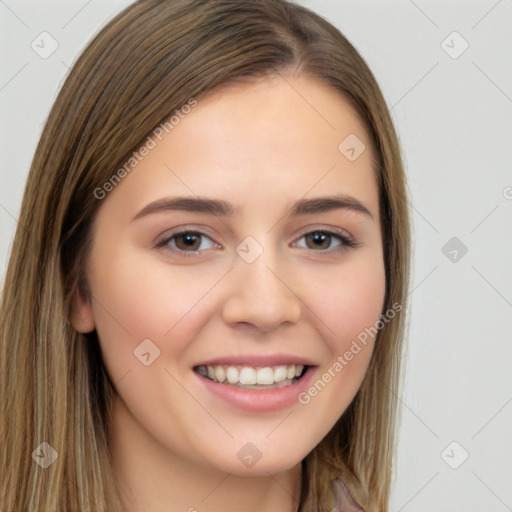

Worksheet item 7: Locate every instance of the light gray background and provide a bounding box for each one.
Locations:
[1,1,511,510]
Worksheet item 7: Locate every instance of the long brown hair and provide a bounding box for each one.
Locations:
[0,1,410,510]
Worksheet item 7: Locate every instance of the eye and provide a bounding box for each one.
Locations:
[293,229,357,251]
[155,230,219,255]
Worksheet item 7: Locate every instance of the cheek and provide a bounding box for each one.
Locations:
[307,252,386,350]
[294,255,385,429]
[87,245,224,378]
[302,251,386,397]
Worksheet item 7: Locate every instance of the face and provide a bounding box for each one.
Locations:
[73,74,386,477]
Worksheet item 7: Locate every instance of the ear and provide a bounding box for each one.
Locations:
[70,285,95,333]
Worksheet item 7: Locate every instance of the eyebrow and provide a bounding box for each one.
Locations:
[132,194,373,221]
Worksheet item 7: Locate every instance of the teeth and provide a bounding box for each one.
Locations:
[198,363,307,386]
[256,367,274,385]
[226,366,239,384]
[239,367,257,385]
[214,366,226,383]
[274,365,288,383]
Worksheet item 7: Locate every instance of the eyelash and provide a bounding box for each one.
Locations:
[155,227,358,258]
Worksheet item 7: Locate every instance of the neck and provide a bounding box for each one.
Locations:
[108,396,302,512]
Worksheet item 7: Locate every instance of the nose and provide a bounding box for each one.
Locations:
[221,249,302,333]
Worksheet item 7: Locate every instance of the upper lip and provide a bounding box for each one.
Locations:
[194,354,317,367]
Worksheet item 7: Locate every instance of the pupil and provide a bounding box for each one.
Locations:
[307,232,329,250]
[178,234,200,250]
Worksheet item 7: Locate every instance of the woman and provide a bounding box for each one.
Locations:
[0,1,410,510]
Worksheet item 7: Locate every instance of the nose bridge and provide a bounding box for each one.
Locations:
[221,239,302,330]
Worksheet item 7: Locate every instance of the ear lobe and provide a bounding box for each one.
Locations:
[70,287,95,333]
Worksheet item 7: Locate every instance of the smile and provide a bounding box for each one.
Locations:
[195,364,307,389]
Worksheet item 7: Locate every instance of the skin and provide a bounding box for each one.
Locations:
[72,74,386,512]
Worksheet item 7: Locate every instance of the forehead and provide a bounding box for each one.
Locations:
[99,74,378,219]
[180,74,374,169]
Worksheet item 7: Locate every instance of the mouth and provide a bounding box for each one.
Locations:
[193,363,309,390]
[193,357,317,412]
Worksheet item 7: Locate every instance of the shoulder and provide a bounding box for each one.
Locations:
[331,477,365,512]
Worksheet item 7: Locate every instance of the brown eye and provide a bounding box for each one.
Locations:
[293,229,356,252]
[304,232,332,250]
[156,231,217,255]
[174,233,202,251]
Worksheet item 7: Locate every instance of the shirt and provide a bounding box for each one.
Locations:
[331,477,365,512]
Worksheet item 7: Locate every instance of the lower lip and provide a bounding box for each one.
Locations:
[195,366,317,412]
